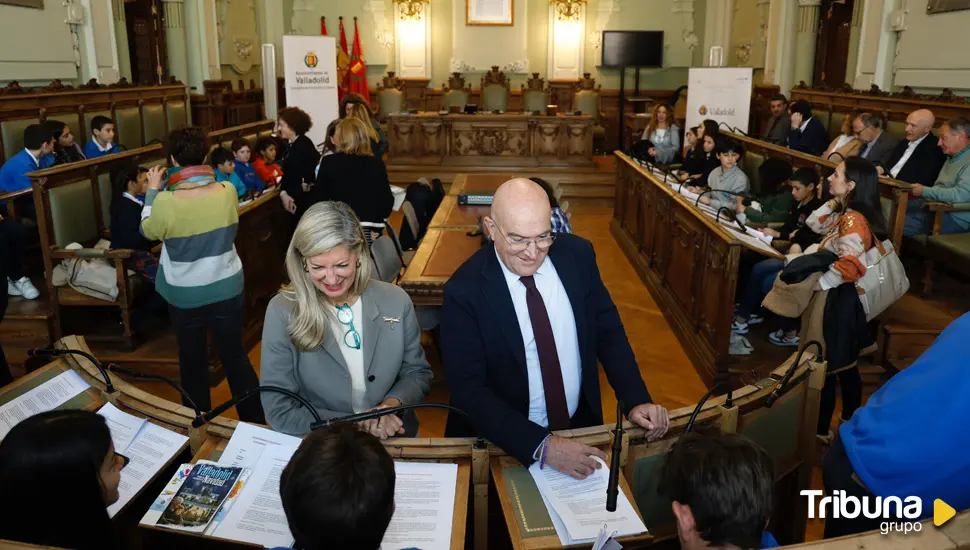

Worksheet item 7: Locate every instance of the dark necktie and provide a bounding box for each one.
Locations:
[765,115,780,140]
[519,275,570,431]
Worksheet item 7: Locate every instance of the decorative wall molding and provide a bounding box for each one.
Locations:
[594,0,620,33]
[672,0,697,52]
[289,0,313,35]
[502,59,530,73]
[757,0,771,44]
[450,59,477,73]
[162,0,185,29]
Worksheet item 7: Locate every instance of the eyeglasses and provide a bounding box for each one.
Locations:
[116,452,130,471]
[335,304,361,350]
[491,222,557,253]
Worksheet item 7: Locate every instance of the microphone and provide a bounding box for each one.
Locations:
[192,386,322,428]
[694,188,753,208]
[716,207,748,234]
[765,340,824,408]
[606,400,623,512]
[825,151,846,163]
[107,363,201,419]
[318,403,487,450]
[28,347,114,394]
[684,383,723,434]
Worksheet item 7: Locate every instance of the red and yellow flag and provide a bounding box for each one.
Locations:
[336,17,351,101]
[348,17,370,105]
[320,16,327,36]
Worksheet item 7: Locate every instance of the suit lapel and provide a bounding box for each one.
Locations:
[482,246,527,374]
[362,288,382,375]
[549,242,587,360]
[321,328,349,371]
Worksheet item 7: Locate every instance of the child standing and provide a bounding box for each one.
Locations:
[231,139,263,195]
[83,116,121,159]
[211,148,247,199]
[252,137,283,187]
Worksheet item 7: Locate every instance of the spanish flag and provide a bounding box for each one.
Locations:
[348,17,370,105]
[337,17,351,101]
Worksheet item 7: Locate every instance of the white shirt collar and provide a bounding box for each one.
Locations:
[494,246,553,287]
[95,139,113,152]
[24,148,40,167]
[799,117,812,131]
[123,192,143,206]
[909,133,928,148]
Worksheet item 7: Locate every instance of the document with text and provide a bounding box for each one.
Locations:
[0,369,90,439]
[529,456,646,542]
[382,462,458,550]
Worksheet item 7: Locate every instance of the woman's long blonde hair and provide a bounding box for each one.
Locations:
[333,118,374,156]
[345,101,379,142]
[280,201,374,351]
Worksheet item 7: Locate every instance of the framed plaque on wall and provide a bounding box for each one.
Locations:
[466,0,514,26]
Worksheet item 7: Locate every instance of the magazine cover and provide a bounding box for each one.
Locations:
[156,463,243,533]
[205,467,252,536]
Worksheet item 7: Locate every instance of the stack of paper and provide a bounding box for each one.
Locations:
[98,403,190,517]
[382,462,458,550]
[529,457,647,546]
[0,370,90,439]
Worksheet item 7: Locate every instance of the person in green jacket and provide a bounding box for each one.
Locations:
[905,117,970,235]
[740,157,794,224]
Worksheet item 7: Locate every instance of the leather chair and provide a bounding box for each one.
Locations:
[572,73,606,151]
[442,72,471,111]
[521,72,548,114]
[1,117,41,162]
[114,106,144,150]
[376,72,406,123]
[480,66,510,113]
[742,151,766,196]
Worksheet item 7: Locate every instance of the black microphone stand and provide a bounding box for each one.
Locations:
[765,341,824,408]
[193,386,322,428]
[318,404,487,450]
[107,363,201,419]
[684,383,723,434]
[695,188,752,209]
[606,400,623,512]
[716,206,749,234]
[29,347,114,394]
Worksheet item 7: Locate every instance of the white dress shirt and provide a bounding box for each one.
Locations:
[24,148,40,167]
[94,139,115,153]
[329,298,367,413]
[890,133,928,178]
[495,249,582,429]
[122,192,144,206]
[799,117,813,131]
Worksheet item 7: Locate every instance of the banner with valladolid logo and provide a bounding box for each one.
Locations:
[685,68,754,135]
[283,35,339,148]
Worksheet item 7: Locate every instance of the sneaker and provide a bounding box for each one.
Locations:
[731,319,750,334]
[8,277,39,300]
[816,430,834,445]
[747,313,764,325]
[768,329,799,347]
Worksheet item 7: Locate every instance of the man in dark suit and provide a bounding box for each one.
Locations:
[787,100,828,156]
[853,113,900,169]
[761,94,790,146]
[442,179,669,479]
[879,109,946,186]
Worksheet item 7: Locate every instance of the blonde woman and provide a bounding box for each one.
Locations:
[308,118,393,236]
[640,103,681,164]
[325,93,388,158]
[260,201,432,437]
[822,114,862,162]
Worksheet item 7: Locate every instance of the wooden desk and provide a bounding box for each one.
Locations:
[449,173,516,196]
[400,228,482,307]
[387,112,594,168]
[610,152,782,390]
[430,196,491,229]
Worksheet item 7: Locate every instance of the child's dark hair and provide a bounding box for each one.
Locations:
[210,147,234,168]
[758,158,793,192]
[256,136,278,155]
[715,136,744,158]
[231,138,251,154]
[529,177,560,209]
[23,124,52,150]
[166,126,209,166]
[790,167,819,189]
[91,115,113,133]
[109,163,147,219]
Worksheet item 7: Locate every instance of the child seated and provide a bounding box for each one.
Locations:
[231,138,263,195]
[252,137,283,187]
[0,124,55,221]
[699,136,749,211]
[682,133,719,188]
[739,158,794,224]
[109,164,159,281]
[83,116,121,159]
[211,147,247,199]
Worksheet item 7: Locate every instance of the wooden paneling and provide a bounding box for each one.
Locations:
[190,79,265,134]
[790,86,970,128]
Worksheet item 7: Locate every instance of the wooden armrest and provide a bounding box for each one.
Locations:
[51,248,132,260]
[882,325,943,337]
[926,201,970,213]
[0,188,32,203]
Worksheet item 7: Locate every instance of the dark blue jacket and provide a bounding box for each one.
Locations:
[234,159,263,193]
[788,117,829,157]
[441,233,652,465]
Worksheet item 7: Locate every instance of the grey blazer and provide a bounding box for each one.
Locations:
[642,124,681,164]
[860,132,901,168]
[260,281,433,436]
[762,113,791,146]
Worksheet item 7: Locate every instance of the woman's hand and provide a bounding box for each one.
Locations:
[763,228,780,238]
[146,165,165,191]
[790,112,803,129]
[700,196,712,205]
[737,204,746,213]
[280,190,297,214]
[358,398,405,440]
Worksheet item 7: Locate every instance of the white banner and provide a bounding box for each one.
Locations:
[685,68,754,135]
[282,35,338,149]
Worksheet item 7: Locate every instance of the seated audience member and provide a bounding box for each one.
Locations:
[787,100,828,156]
[109,165,158,281]
[0,124,55,221]
[441,178,670,478]
[659,432,779,549]
[699,136,749,210]
[275,424,407,550]
[141,127,264,424]
[253,136,284,187]
[641,103,681,164]
[0,215,39,300]
[83,115,121,159]
[399,177,443,250]
[739,157,794,224]
[0,410,124,550]
[733,167,823,335]
[905,117,970,236]
[260,201,432,437]
[761,94,790,146]
[232,138,263,194]
[530,177,573,234]
[210,147,247,199]
[821,114,862,162]
[853,113,900,169]
[683,126,698,159]
[823,311,970,539]
[325,94,388,158]
[276,107,321,216]
[681,132,719,185]
[881,109,946,185]
[45,119,86,165]
[309,118,393,234]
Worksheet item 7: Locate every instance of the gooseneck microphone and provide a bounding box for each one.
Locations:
[684,383,723,434]
[319,403,487,450]
[28,347,114,394]
[765,340,824,408]
[716,206,749,234]
[106,363,201,419]
[192,386,322,428]
[606,400,624,512]
[695,188,754,209]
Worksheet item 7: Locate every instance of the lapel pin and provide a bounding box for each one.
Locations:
[383,316,401,329]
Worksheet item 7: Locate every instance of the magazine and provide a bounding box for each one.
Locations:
[141,460,251,536]
[155,463,245,533]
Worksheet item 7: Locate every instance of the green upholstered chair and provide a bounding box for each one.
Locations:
[142,104,167,145]
[83,110,112,143]
[49,180,99,249]
[377,87,405,122]
[573,74,606,150]
[166,100,189,132]
[441,72,471,111]
[887,119,907,141]
[2,117,41,162]
[114,106,144,150]
[742,152,766,195]
[810,108,831,137]
[480,66,510,112]
[523,90,547,114]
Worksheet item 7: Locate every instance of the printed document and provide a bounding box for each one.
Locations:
[0,369,90,439]
[382,462,458,550]
[530,456,646,542]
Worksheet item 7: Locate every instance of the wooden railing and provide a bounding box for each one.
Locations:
[190,79,266,133]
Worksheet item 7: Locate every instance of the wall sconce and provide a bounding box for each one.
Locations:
[393,0,430,21]
[550,0,587,21]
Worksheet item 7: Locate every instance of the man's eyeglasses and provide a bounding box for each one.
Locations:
[492,222,557,253]
[336,304,361,350]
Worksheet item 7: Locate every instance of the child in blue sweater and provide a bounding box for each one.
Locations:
[210,147,247,199]
[231,138,263,195]
[0,124,55,221]
[82,115,121,159]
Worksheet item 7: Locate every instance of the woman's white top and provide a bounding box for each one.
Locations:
[329,298,366,413]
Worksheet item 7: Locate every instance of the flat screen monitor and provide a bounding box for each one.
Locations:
[601,31,664,68]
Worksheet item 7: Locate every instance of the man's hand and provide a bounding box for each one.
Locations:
[358,398,404,440]
[876,165,886,176]
[763,227,780,238]
[911,183,924,198]
[790,112,803,129]
[146,165,165,191]
[629,403,670,441]
[543,436,608,480]
[280,190,297,214]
